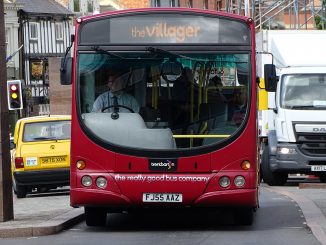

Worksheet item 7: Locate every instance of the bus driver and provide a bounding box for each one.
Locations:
[91,69,140,113]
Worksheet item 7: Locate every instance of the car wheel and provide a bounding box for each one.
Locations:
[85,207,107,226]
[14,183,27,198]
[261,144,287,186]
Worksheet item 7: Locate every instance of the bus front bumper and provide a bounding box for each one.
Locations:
[70,188,258,209]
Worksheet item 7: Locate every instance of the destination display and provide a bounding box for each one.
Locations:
[79,13,250,45]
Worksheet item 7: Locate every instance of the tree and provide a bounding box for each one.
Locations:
[315,16,326,30]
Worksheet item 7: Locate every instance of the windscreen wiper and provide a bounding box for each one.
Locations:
[145,46,197,60]
[146,46,177,56]
[32,136,57,140]
[90,46,127,59]
[288,105,318,110]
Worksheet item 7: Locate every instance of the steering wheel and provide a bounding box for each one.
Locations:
[101,105,134,113]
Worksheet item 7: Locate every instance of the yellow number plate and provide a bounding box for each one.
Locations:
[41,156,67,164]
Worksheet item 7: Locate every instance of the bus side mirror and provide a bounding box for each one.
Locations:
[60,57,72,85]
[264,64,278,92]
[60,34,74,85]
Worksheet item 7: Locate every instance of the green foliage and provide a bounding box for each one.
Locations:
[315,15,326,30]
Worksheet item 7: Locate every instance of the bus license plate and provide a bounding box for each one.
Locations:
[311,165,326,171]
[142,193,182,203]
[41,156,67,164]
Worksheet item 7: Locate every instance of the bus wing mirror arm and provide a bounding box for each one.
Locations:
[60,34,75,85]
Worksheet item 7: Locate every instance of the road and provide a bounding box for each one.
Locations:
[0,185,321,245]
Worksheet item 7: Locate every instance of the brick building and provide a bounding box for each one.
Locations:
[48,57,72,115]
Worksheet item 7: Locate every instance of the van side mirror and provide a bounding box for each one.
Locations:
[264,64,278,92]
[60,57,72,85]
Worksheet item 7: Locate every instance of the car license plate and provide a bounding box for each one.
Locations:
[311,165,326,171]
[40,156,67,164]
[142,193,182,203]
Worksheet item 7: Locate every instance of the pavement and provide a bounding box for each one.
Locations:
[1,180,326,244]
[0,187,84,238]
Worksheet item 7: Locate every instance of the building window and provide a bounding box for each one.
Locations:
[74,0,80,12]
[88,0,93,13]
[55,23,64,40]
[153,0,160,7]
[203,0,208,9]
[5,29,9,57]
[29,23,38,40]
[216,0,222,10]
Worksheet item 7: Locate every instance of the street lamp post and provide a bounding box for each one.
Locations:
[0,0,14,222]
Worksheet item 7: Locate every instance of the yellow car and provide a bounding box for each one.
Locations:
[11,115,71,198]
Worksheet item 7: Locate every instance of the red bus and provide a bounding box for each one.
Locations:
[61,8,259,226]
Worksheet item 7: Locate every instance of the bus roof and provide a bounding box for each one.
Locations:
[78,7,251,23]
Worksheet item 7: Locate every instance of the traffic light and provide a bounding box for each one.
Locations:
[7,80,23,110]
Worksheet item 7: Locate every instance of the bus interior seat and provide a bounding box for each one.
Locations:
[82,113,176,149]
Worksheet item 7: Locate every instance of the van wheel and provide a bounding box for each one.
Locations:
[319,175,326,183]
[85,207,107,226]
[261,145,287,186]
[14,182,27,198]
[234,208,254,226]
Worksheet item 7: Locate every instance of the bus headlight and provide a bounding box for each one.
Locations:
[219,176,230,188]
[96,177,107,189]
[234,176,245,187]
[81,175,92,187]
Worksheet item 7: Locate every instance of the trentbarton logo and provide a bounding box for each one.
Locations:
[149,159,178,171]
[131,22,200,43]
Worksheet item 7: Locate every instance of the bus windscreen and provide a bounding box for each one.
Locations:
[78,52,250,150]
